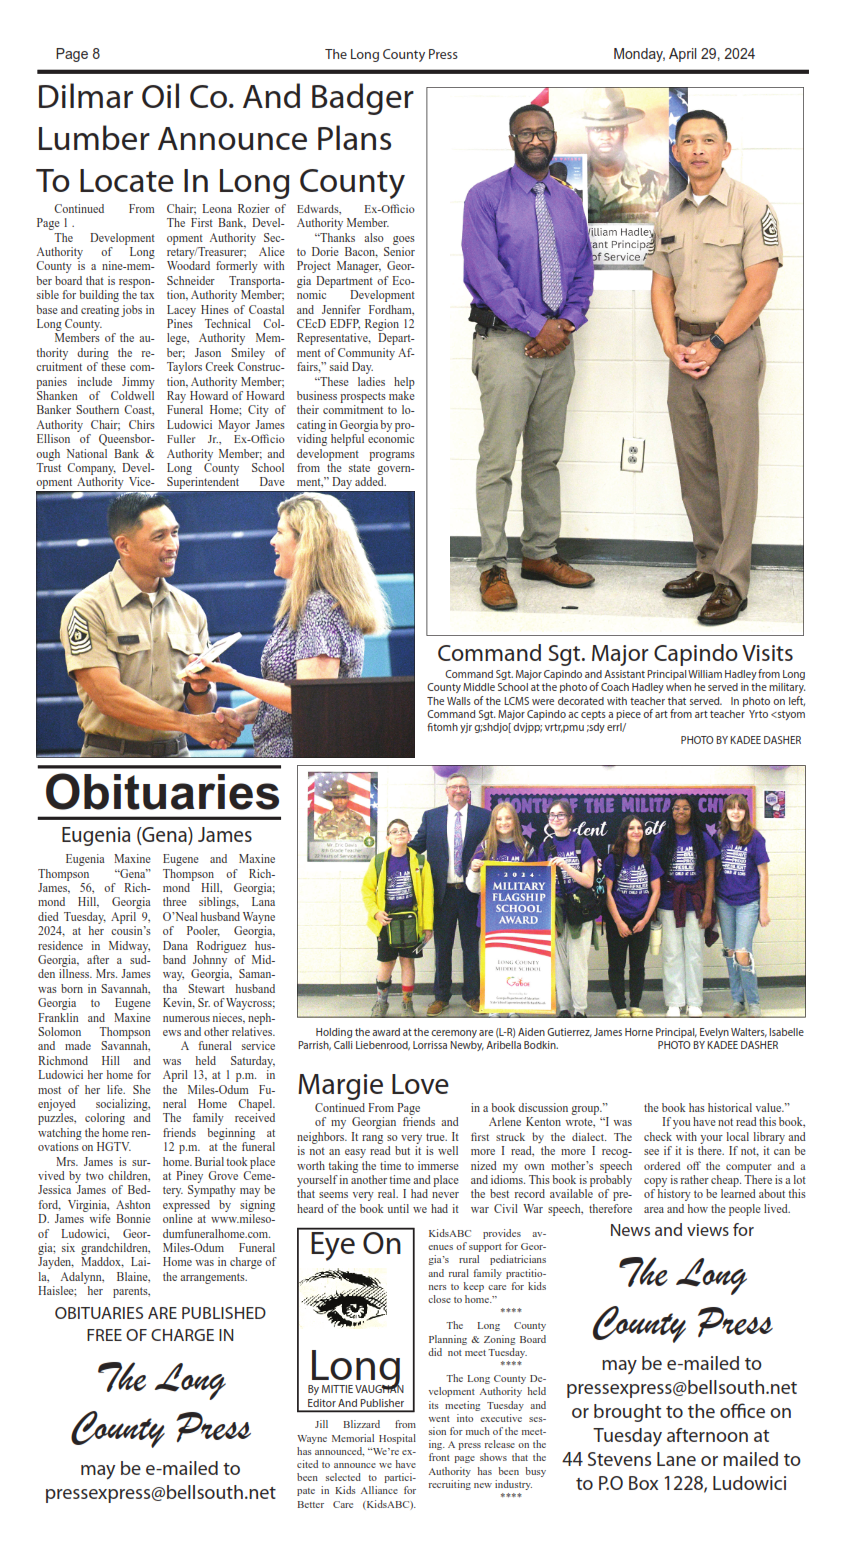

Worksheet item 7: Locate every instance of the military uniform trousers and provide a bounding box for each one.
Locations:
[667,322,766,599]
[472,328,576,571]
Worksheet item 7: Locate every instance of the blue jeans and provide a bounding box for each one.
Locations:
[717,899,760,1006]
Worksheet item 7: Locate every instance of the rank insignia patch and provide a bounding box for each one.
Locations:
[761,206,779,245]
[67,608,93,655]
[646,228,656,256]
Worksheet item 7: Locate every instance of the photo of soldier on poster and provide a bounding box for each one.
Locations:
[550,86,675,268]
[307,771,378,861]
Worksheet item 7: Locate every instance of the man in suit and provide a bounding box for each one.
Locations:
[411,774,489,1015]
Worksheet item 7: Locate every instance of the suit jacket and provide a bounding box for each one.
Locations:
[411,803,490,904]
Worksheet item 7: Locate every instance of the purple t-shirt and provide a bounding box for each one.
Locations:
[716,830,769,906]
[385,852,414,910]
[651,831,719,912]
[253,591,364,759]
[604,851,664,920]
[537,834,595,894]
[472,840,534,866]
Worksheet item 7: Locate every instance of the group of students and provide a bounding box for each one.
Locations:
[361,793,770,1018]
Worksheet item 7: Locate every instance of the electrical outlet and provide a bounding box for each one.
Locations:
[621,437,645,473]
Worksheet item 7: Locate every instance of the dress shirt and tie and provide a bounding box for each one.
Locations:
[462,164,594,573]
[445,805,466,884]
[411,802,489,1006]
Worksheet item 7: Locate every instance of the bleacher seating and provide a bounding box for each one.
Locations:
[36,490,414,755]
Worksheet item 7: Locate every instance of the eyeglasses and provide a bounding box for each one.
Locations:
[513,127,554,145]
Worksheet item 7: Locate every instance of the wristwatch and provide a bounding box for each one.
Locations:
[709,332,727,351]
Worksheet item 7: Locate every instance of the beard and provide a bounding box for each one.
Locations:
[514,136,555,176]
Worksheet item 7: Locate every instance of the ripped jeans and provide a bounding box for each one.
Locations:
[717,898,760,1006]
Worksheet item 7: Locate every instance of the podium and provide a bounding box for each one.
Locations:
[290,676,415,757]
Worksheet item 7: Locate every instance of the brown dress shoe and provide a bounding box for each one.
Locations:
[697,583,747,625]
[520,556,594,587]
[480,565,517,609]
[464,998,481,1012]
[426,999,450,1015]
[663,570,715,598]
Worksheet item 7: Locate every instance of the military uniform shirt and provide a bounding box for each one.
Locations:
[60,561,210,741]
[313,809,369,840]
[644,170,783,323]
[588,158,667,223]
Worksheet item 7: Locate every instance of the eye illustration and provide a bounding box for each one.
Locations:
[299,1271,387,1330]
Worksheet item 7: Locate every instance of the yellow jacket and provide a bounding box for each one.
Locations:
[362,846,434,935]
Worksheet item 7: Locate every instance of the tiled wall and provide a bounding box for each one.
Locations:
[297,765,805,988]
[434,87,803,553]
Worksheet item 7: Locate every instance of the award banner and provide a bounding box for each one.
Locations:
[480,861,556,1014]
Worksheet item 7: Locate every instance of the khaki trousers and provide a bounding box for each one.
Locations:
[667,323,766,599]
[472,328,576,571]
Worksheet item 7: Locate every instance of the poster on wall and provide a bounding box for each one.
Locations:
[479,861,556,1014]
[482,785,754,858]
[546,86,687,270]
[307,771,378,861]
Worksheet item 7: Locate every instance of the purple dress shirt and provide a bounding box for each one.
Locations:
[462,163,594,337]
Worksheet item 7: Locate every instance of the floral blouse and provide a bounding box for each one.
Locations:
[253,591,364,758]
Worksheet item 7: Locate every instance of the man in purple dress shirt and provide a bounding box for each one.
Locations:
[462,105,596,610]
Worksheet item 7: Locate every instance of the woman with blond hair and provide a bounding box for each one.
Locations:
[185,493,390,757]
[466,804,536,1015]
[467,803,536,901]
[716,794,770,1016]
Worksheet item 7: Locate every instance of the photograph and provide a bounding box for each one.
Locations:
[297,763,805,1020]
[428,86,803,636]
[36,488,415,758]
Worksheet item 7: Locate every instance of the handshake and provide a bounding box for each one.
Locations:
[183,648,253,750]
[190,704,249,750]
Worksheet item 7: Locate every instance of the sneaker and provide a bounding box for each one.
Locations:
[573,1010,587,1018]
[744,1003,762,1017]
[665,1006,681,1017]
[729,1001,745,1017]
[402,996,416,1017]
[630,1008,645,1017]
[557,1010,571,1019]
[687,1005,703,1017]
[371,997,389,1016]
[615,1007,631,1018]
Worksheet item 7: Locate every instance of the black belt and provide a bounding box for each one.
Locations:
[469,304,512,335]
[446,881,465,889]
[83,733,188,756]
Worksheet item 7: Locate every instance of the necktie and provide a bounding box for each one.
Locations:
[534,182,563,313]
[453,811,463,878]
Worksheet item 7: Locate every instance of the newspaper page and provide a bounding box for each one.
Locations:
[15,6,829,1545]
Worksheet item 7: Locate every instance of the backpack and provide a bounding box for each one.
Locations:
[374,850,422,950]
[544,836,606,927]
